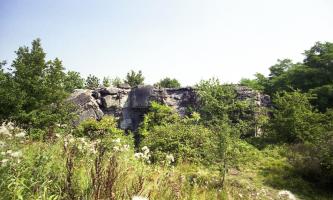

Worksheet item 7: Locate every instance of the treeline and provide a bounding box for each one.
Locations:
[240,42,333,112]
[240,42,333,185]
[87,71,181,89]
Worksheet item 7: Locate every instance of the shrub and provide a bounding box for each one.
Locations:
[141,122,217,165]
[155,77,181,88]
[139,101,179,137]
[269,90,328,143]
[76,116,123,139]
[124,70,144,87]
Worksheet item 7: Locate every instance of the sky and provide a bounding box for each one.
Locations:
[1,0,333,86]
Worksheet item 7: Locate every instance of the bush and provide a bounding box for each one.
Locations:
[269,90,328,143]
[155,77,181,88]
[76,116,123,139]
[141,122,217,165]
[139,101,179,137]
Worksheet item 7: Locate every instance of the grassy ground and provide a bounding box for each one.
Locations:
[1,129,332,199]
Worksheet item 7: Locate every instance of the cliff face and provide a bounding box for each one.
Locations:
[69,85,270,131]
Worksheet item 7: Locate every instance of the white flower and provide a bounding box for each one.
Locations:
[132,196,148,200]
[166,154,175,164]
[278,190,296,200]
[141,146,149,154]
[0,126,11,137]
[134,152,144,159]
[1,159,9,166]
[10,151,22,158]
[64,135,75,146]
[55,133,61,138]
[15,131,26,138]
[112,138,121,143]
[6,150,12,154]
[1,152,5,155]
[0,141,5,149]
[6,122,15,131]
[89,147,97,154]
[122,144,130,151]
[113,146,120,152]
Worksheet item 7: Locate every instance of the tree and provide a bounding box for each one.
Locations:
[85,74,100,89]
[0,39,72,134]
[0,60,24,120]
[269,90,327,143]
[111,77,123,87]
[310,84,333,112]
[124,70,144,87]
[64,71,84,92]
[269,59,293,78]
[155,77,181,88]
[196,78,262,137]
[304,42,333,78]
[102,76,111,87]
[196,78,237,125]
[243,42,333,111]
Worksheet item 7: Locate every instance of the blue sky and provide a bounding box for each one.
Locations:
[1,0,332,85]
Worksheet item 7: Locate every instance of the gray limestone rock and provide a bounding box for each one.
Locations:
[68,85,270,132]
[102,95,119,109]
[68,89,104,125]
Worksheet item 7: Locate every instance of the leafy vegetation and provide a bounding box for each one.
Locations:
[85,74,100,89]
[102,76,111,87]
[0,39,76,136]
[1,39,333,199]
[124,70,145,87]
[155,77,181,88]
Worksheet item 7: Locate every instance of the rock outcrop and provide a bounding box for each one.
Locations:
[69,85,270,130]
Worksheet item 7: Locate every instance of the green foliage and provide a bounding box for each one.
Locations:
[269,59,293,78]
[196,78,265,137]
[0,127,231,200]
[309,84,333,112]
[2,39,333,199]
[0,39,73,133]
[141,121,217,164]
[239,78,262,91]
[268,91,333,185]
[64,71,84,92]
[110,77,123,87]
[155,77,181,88]
[124,70,144,87]
[196,78,236,124]
[239,73,267,92]
[76,116,123,139]
[240,42,333,111]
[269,91,328,143]
[139,102,179,137]
[85,74,100,89]
[102,76,111,87]
[0,61,24,120]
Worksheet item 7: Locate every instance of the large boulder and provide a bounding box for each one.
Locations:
[102,95,119,109]
[68,89,104,125]
[68,85,269,131]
